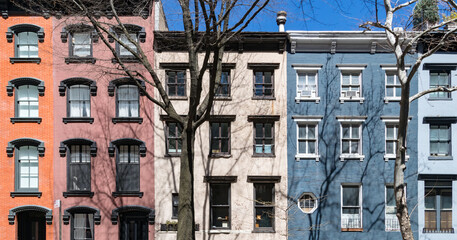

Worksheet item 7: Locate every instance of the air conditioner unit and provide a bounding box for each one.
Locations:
[299,90,312,97]
[346,90,358,98]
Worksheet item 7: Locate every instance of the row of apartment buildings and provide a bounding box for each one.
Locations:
[0,1,455,240]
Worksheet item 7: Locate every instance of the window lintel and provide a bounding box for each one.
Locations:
[247,63,280,70]
[108,78,146,96]
[7,138,45,157]
[423,63,457,71]
[111,205,155,225]
[60,138,97,157]
[292,64,322,71]
[7,78,45,97]
[336,116,367,123]
[423,116,457,124]
[109,24,146,43]
[292,115,323,123]
[61,24,98,43]
[59,78,97,96]
[247,115,280,122]
[108,138,146,157]
[209,115,236,122]
[247,176,281,183]
[63,206,101,225]
[6,24,45,43]
[336,64,367,71]
[204,176,237,183]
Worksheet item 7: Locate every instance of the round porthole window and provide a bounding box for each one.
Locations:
[298,192,318,214]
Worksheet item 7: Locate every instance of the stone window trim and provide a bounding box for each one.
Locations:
[8,78,45,123]
[6,138,45,158]
[292,115,322,161]
[59,138,97,157]
[111,205,155,225]
[109,24,146,62]
[7,24,44,64]
[61,24,98,63]
[62,206,101,225]
[292,64,323,103]
[337,116,367,161]
[59,78,97,123]
[108,138,146,158]
[337,64,367,103]
[8,205,52,225]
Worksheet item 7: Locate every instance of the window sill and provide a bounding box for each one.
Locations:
[339,97,364,103]
[341,228,363,232]
[295,154,320,161]
[11,192,42,198]
[252,228,275,233]
[63,117,94,124]
[252,96,276,100]
[112,57,140,63]
[340,154,365,161]
[295,97,320,103]
[209,154,232,158]
[65,57,96,64]
[428,155,453,161]
[169,96,188,101]
[10,57,41,64]
[209,229,231,234]
[252,154,275,158]
[384,154,409,161]
[214,96,232,101]
[423,228,454,233]
[165,153,181,157]
[428,98,453,101]
[112,191,144,198]
[384,97,401,103]
[11,117,42,124]
[112,117,143,124]
[63,191,94,198]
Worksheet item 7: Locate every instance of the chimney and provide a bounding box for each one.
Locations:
[276,11,287,32]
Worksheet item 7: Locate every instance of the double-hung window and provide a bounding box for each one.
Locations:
[119,33,138,56]
[72,213,94,240]
[293,64,322,102]
[430,124,451,157]
[385,185,400,231]
[253,70,274,98]
[210,122,230,156]
[385,124,398,159]
[117,85,139,118]
[68,145,91,192]
[341,185,362,231]
[338,117,366,160]
[424,181,453,233]
[254,183,275,231]
[16,31,39,58]
[17,85,39,118]
[71,32,92,58]
[111,24,145,59]
[293,116,322,160]
[7,24,44,63]
[69,85,90,117]
[17,146,39,191]
[385,72,401,101]
[166,122,182,155]
[215,71,231,98]
[172,193,179,219]
[254,122,274,156]
[210,183,231,229]
[337,65,366,103]
[430,71,451,99]
[167,70,186,97]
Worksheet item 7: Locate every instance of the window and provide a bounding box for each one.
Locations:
[167,70,186,97]
[109,139,146,197]
[16,31,39,58]
[424,181,453,233]
[7,24,44,63]
[340,123,362,158]
[210,122,230,156]
[254,183,274,231]
[297,72,317,98]
[253,70,274,98]
[119,33,137,56]
[254,122,274,156]
[166,122,182,155]
[341,72,361,98]
[297,124,317,156]
[298,193,317,214]
[16,85,39,118]
[117,85,139,118]
[385,72,401,100]
[211,183,231,229]
[172,193,179,219]
[430,71,451,99]
[69,85,90,117]
[341,185,362,230]
[430,124,451,157]
[215,71,231,97]
[17,146,39,191]
[72,213,94,240]
[71,32,92,57]
[385,124,398,158]
[110,24,145,59]
[68,145,91,191]
[385,185,400,231]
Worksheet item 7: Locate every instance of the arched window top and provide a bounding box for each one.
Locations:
[60,24,98,43]
[108,24,146,43]
[7,78,45,97]
[108,138,146,157]
[59,77,97,96]
[7,138,45,157]
[60,138,97,157]
[63,206,101,225]
[108,78,145,96]
[8,205,52,225]
[111,205,155,225]
[6,24,45,43]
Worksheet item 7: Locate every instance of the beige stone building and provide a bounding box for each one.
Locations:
[153,31,288,240]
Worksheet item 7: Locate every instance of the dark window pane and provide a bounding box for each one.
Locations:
[212,207,230,228]
[342,186,359,206]
[255,207,273,228]
[255,183,273,205]
[212,184,229,205]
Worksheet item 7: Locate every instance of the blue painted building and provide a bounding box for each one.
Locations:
[286,31,418,240]
[417,51,457,240]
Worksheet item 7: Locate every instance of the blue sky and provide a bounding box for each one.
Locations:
[161,0,389,32]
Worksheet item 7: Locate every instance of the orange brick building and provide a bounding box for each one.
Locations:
[0,5,55,240]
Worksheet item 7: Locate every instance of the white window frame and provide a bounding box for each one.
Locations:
[337,65,366,103]
[381,65,409,103]
[292,116,322,161]
[337,116,366,161]
[385,185,401,232]
[341,184,363,230]
[292,64,322,103]
[298,192,318,214]
[381,116,410,161]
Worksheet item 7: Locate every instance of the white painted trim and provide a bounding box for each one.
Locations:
[298,192,318,214]
[296,122,320,161]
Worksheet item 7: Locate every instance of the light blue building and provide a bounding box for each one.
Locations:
[417,50,457,240]
[286,31,419,240]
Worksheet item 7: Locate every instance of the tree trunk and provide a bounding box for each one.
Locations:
[177,128,196,240]
[395,82,415,240]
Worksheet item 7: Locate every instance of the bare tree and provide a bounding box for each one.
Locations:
[359,1,457,239]
[12,0,271,239]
